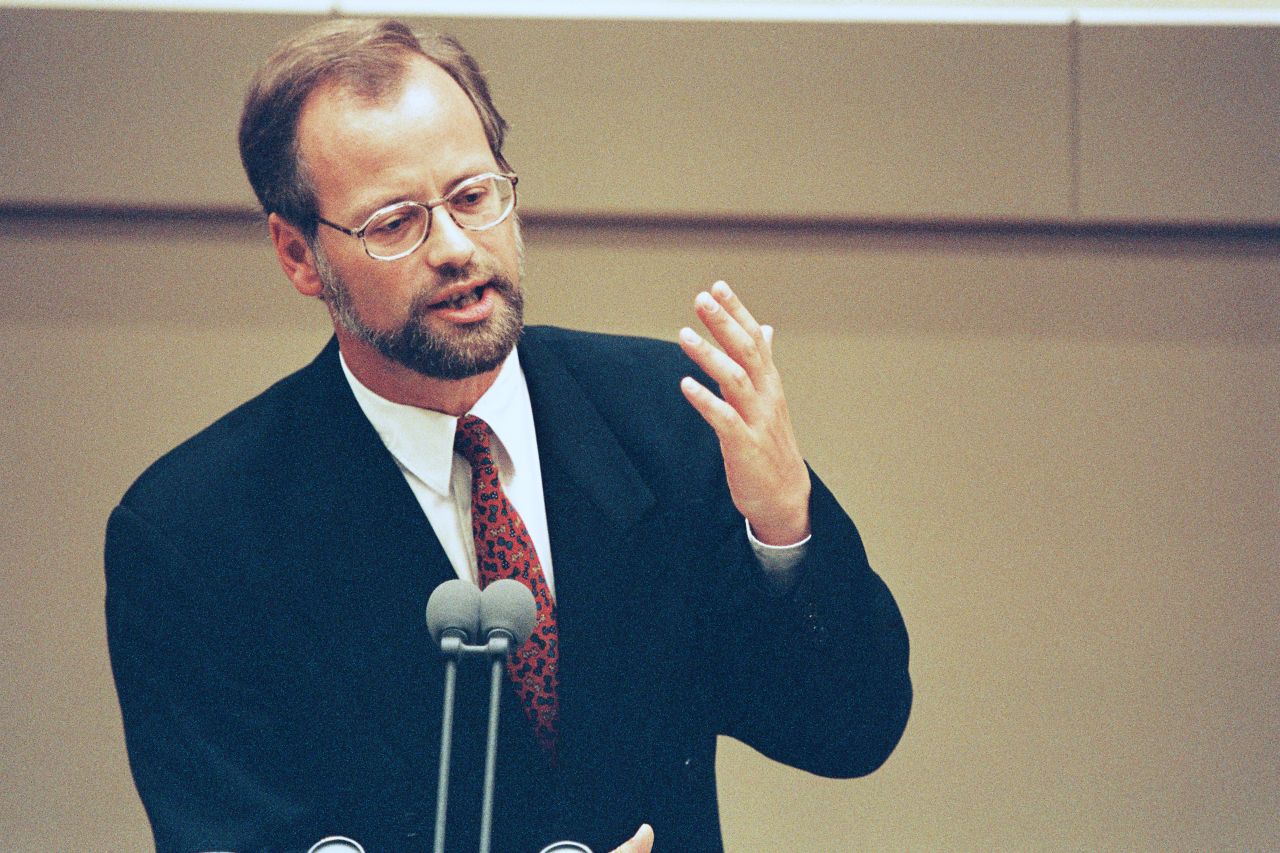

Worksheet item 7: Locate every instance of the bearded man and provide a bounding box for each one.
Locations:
[106,18,911,853]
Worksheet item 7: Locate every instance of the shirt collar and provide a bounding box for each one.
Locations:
[339,346,528,497]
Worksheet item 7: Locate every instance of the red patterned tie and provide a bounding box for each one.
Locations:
[454,414,559,757]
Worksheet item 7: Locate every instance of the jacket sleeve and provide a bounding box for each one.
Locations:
[704,467,912,779]
[105,503,315,853]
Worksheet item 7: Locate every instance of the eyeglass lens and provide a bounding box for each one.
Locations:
[363,175,515,259]
[364,205,429,258]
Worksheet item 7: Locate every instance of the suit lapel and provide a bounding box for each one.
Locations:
[291,338,456,598]
[517,328,657,594]
[518,331,655,530]
[298,332,660,609]
[280,341,459,776]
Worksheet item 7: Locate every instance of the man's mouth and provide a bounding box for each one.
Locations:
[431,284,487,310]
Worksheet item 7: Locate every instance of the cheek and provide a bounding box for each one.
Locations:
[486,230,524,280]
[348,266,421,317]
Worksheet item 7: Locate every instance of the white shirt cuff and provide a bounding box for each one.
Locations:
[745,518,811,593]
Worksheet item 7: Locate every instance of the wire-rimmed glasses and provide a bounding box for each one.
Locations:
[316,172,518,261]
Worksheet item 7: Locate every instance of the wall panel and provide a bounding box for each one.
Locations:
[425,16,1073,220]
[0,9,319,209]
[2,9,1073,220]
[1078,23,1280,224]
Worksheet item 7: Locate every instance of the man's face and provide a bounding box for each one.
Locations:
[296,57,524,380]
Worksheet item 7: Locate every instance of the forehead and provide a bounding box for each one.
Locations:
[296,56,493,213]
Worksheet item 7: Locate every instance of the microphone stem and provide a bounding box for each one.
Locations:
[479,646,506,853]
[434,652,459,853]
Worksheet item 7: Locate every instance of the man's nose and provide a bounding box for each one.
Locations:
[422,208,476,270]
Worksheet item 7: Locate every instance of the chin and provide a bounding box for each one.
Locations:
[391,312,523,381]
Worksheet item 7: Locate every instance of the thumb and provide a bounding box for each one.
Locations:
[610,823,654,853]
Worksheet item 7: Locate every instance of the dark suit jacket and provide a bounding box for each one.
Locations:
[106,326,911,853]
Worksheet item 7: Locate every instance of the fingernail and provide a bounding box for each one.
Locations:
[679,327,699,344]
[696,292,717,312]
[712,280,731,296]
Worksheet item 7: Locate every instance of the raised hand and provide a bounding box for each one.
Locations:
[678,281,811,546]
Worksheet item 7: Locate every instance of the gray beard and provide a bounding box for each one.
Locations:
[313,246,524,381]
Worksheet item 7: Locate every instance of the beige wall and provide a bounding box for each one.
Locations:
[1,9,1277,851]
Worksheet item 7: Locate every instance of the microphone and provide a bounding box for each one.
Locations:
[426,578,481,648]
[425,579,481,853]
[476,579,537,853]
[479,577,537,649]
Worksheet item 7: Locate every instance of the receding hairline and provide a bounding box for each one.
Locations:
[293,53,500,223]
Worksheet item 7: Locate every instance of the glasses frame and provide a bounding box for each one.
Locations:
[316,171,519,262]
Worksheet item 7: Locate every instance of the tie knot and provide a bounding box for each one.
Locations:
[454,414,494,467]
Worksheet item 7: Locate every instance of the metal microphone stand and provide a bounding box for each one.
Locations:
[478,634,512,853]
[433,633,516,853]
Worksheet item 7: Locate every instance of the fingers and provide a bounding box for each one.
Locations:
[680,374,741,435]
[707,280,764,347]
[690,281,774,387]
[679,326,754,415]
[676,283,811,542]
[678,281,780,418]
[609,823,655,853]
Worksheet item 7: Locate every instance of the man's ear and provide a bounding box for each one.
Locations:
[269,213,324,298]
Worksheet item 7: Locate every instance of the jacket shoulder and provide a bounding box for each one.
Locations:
[522,325,695,396]
[116,345,335,525]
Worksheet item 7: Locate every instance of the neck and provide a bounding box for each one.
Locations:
[335,328,502,416]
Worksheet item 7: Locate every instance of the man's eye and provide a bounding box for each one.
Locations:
[452,186,490,209]
[371,212,411,236]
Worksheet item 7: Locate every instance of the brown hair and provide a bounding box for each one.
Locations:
[238,18,510,238]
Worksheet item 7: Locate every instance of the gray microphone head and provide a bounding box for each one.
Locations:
[480,579,537,647]
[426,579,481,646]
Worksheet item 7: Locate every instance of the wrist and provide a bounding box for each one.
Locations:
[746,498,811,547]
